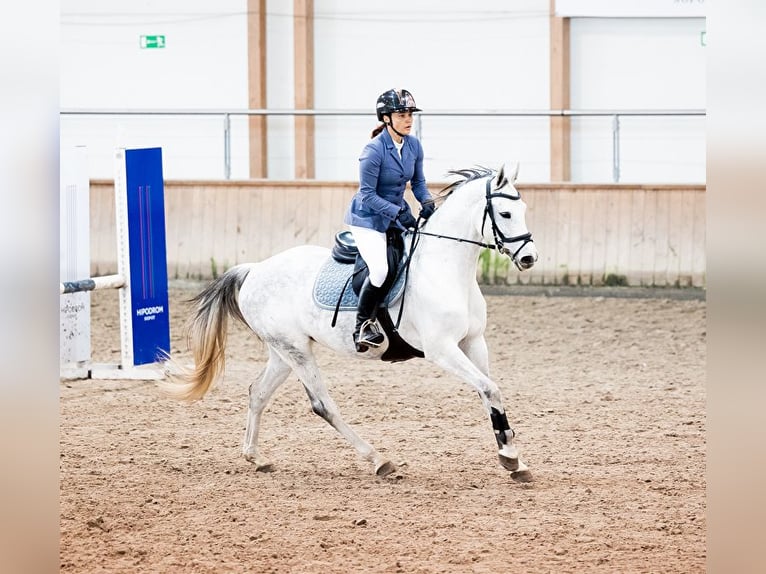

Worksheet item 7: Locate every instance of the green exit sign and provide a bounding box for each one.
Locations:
[140,35,166,49]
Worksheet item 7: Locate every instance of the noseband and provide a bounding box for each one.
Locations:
[414,176,535,270]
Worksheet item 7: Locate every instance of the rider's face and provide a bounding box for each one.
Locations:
[387,111,413,137]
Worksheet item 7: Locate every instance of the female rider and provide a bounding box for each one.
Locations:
[344,88,435,352]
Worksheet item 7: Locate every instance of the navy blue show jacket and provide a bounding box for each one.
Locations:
[344,128,432,232]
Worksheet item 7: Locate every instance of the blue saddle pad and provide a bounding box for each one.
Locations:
[312,257,407,311]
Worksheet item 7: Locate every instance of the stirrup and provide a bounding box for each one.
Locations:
[356,319,384,348]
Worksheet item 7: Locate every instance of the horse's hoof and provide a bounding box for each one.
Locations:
[244,454,274,472]
[510,469,533,483]
[498,454,520,472]
[375,461,396,477]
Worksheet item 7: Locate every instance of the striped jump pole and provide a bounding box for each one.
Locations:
[60,274,125,294]
[59,146,171,380]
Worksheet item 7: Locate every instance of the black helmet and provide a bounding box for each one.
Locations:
[376,88,421,121]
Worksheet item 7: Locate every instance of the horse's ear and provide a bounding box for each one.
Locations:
[494,164,507,188]
[495,162,519,188]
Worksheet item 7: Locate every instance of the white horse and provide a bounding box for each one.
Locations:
[164,164,539,482]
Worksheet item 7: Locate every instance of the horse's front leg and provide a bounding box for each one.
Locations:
[459,334,490,376]
[426,339,532,482]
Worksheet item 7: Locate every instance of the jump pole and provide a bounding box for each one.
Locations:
[60,146,171,380]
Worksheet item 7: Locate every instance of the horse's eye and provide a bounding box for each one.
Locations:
[499,212,511,219]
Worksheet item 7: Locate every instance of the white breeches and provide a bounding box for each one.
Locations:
[348,225,388,287]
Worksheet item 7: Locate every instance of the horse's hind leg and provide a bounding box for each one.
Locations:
[277,344,395,477]
[243,347,292,470]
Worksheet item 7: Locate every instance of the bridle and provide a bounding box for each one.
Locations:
[393,176,535,329]
[414,177,535,271]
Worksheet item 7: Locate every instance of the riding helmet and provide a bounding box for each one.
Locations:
[376,89,421,121]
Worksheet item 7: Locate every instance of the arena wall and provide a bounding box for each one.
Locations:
[89,180,705,287]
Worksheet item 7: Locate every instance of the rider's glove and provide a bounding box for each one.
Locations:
[397,210,417,230]
[419,203,435,220]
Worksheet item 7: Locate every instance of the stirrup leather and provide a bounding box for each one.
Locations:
[356,319,384,348]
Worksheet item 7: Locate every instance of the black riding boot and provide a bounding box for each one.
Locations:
[353,278,385,352]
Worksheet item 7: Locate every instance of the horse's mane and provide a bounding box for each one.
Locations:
[436,166,496,202]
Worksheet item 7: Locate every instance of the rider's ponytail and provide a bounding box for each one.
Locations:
[371,123,386,138]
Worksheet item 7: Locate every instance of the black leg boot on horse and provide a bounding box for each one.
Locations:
[353,278,386,352]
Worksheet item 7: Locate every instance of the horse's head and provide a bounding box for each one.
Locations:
[482,163,538,270]
[427,164,538,271]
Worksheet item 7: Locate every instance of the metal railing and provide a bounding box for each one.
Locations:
[60,108,706,181]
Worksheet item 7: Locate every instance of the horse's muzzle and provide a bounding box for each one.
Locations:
[518,255,536,270]
[502,234,536,271]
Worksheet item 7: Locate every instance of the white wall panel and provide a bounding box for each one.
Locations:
[570,17,706,182]
[313,0,550,181]
[61,0,250,179]
[265,0,295,179]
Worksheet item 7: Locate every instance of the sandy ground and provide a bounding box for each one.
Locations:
[61,283,706,573]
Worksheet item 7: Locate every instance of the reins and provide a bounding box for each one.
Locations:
[392,226,420,329]
[413,230,495,250]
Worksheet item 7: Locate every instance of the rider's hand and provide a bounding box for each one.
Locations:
[397,210,417,229]
[419,203,435,220]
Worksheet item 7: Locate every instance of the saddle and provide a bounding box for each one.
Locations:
[313,229,424,363]
[331,230,402,296]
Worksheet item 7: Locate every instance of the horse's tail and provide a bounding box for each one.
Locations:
[160,265,252,402]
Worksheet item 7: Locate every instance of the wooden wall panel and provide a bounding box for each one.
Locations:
[304,184,321,245]
[637,189,654,286]
[89,184,115,275]
[165,187,183,279]
[603,190,619,281]
[196,185,214,279]
[526,189,550,285]
[629,189,646,286]
[653,189,671,287]
[190,186,204,278]
[568,189,586,284]
[318,186,334,247]
[234,185,252,265]
[554,188,573,284]
[258,185,274,261]
[589,190,607,285]
[691,190,706,287]
[89,181,705,287]
[676,190,695,287]
[615,190,633,283]
[279,187,293,252]
[222,186,239,270]
[163,187,179,279]
[210,185,229,275]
